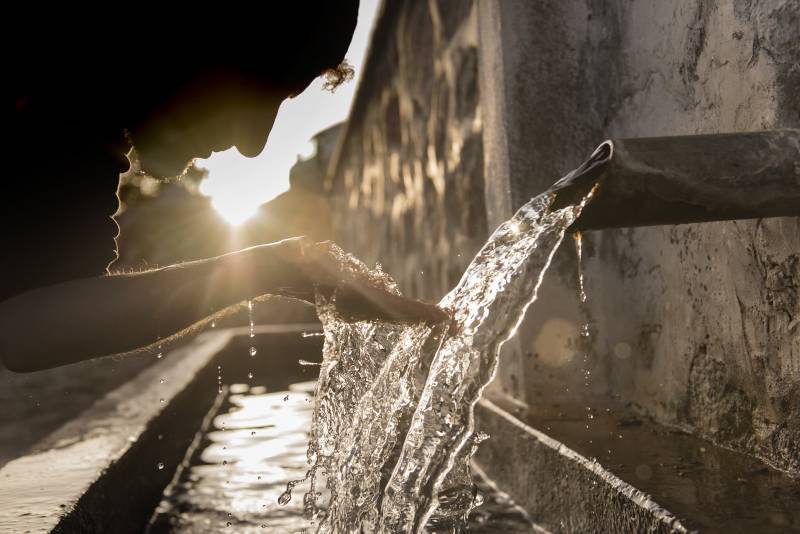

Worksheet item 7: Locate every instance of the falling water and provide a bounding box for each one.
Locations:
[248,300,256,338]
[574,232,594,439]
[283,190,592,533]
[574,232,587,304]
[248,300,257,381]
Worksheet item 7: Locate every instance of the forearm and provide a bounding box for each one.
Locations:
[0,245,297,372]
[0,239,448,372]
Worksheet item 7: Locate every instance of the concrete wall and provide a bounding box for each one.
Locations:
[477,0,799,476]
[329,0,799,475]
[328,0,486,301]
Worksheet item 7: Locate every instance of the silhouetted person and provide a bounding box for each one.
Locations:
[2,3,446,372]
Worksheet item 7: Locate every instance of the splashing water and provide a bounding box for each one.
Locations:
[284,191,592,532]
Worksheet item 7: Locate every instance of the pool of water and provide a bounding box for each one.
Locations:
[148,380,534,533]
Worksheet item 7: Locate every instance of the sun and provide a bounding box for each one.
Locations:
[204,190,261,226]
[195,148,286,226]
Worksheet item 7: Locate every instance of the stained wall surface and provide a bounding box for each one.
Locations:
[328,0,487,301]
[329,0,799,475]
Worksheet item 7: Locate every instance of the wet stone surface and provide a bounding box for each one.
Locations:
[149,381,533,533]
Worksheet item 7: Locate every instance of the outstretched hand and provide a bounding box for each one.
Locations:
[0,236,450,373]
[249,237,450,324]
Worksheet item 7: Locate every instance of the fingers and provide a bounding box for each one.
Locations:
[258,239,451,324]
[306,241,450,323]
[334,284,450,324]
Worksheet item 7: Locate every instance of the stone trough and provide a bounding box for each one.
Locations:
[0,326,322,534]
[2,324,797,532]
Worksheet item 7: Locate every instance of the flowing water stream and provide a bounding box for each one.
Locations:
[284,190,592,533]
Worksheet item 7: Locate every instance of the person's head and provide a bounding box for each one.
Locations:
[12,2,359,178]
[124,3,360,178]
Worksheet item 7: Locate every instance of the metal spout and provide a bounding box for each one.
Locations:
[550,129,800,230]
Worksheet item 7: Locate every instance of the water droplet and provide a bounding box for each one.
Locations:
[248,299,256,338]
[298,359,320,366]
[159,398,165,404]
[283,395,289,402]
[574,232,588,303]
[278,491,292,506]
[249,347,257,357]
[251,431,256,436]
[159,378,166,384]
[157,353,163,359]
[248,372,254,379]
[211,320,216,328]
[157,462,165,470]
[301,331,323,338]
[223,460,228,465]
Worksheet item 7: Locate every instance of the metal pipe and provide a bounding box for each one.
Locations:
[550,129,800,230]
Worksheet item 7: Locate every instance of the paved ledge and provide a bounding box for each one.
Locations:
[0,331,234,534]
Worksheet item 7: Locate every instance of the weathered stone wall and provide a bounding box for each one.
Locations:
[330,0,799,475]
[477,0,799,475]
[328,0,486,300]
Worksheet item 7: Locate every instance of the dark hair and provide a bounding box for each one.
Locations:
[322,59,356,93]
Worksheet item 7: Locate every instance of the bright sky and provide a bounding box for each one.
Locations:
[196,1,381,225]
